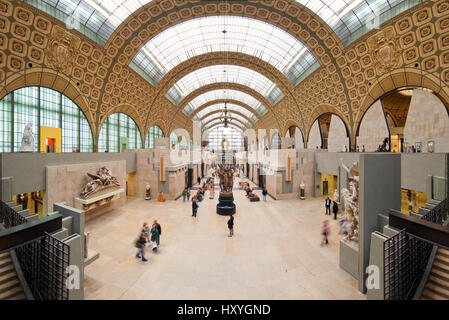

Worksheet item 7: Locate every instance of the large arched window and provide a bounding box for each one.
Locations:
[145,125,164,149]
[271,132,281,150]
[0,86,93,152]
[205,126,243,152]
[98,113,142,152]
[169,132,179,150]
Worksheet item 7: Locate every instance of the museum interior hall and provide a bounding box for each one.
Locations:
[0,0,449,301]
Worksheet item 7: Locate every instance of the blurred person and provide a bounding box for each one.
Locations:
[321,220,330,246]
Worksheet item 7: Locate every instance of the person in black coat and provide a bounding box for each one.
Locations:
[227,214,234,237]
[192,197,199,217]
[325,197,331,215]
[332,201,339,220]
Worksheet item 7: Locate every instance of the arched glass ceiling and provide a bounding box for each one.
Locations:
[196,104,257,122]
[25,0,152,46]
[132,15,318,86]
[202,113,249,127]
[204,123,243,133]
[172,65,281,103]
[27,1,419,49]
[183,89,268,118]
[296,0,420,46]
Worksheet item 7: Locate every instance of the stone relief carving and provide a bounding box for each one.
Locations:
[45,27,79,73]
[341,160,359,242]
[19,122,35,152]
[79,166,120,200]
[368,27,400,73]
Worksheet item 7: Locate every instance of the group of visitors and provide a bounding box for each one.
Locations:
[135,220,162,262]
[324,196,339,220]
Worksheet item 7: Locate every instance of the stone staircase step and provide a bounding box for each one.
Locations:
[0,256,12,268]
[0,264,14,277]
[421,288,448,300]
[0,278,20,294]
[424,281,449,299]
[430,268,449,283]
[435,254,449,267]
[438,247,449,258]
[0,284,23,300]
[0,271,16,286]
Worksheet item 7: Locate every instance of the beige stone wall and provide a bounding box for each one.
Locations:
[356,100,389,152]
[404,89,449,152]
[307,120,322,149]
[46,160,126,216]
[328,115,349,152]
[168,168,186,200]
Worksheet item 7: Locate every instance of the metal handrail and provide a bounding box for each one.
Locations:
[15,232,70,300]
[384,197,449,300]
[0,201,27,228]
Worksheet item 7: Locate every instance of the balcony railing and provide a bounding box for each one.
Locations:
[0,200,27,228]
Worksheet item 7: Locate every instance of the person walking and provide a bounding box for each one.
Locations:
[321,220,330,246]
[150,223,159,253]
[262,187,268,201]
[332,201,339,220]
[325,197,331,215]
[143,222,150,242]
[227,214,234,237]
[182,188,187,202]
[197,176,201,185]
[154,219,161,246]
[135,229,148,262]
[186,188,190,201]
[192,197,199,217]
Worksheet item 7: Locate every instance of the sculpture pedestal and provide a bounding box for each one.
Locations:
[217,192,236,216]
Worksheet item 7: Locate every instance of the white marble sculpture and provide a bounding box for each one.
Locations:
[340,160,360,242]
[20,123,35,152]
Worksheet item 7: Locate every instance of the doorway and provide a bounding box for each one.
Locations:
[323,180,329,195]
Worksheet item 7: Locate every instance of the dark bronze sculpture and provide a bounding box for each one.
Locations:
[216,164,236,215]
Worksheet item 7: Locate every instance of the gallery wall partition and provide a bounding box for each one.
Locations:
[98,113,142,152]
[0,87,93,153]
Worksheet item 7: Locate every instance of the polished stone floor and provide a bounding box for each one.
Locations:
[84,179,364,300]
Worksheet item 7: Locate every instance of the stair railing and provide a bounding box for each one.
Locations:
[0,201,27,228]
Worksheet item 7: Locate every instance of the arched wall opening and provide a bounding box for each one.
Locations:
[0,86,94,152]
[307,113,349,151]
[285,126,305,149]
[98,113,142,152]
[145,125,164,149]
[356,87,449,153]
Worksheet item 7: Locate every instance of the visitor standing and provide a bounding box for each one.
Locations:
[362,145,365,152]
[154,219,161,246]
[135,229,148,262]
[262,187,268,201]
[192,197,198,217]
[321,220,330,246]
[143,222,150,242]
[182,188,187,202]
[150,223,159,253]
[227,214,234,237]
[186,188,190,201]
[332,201,339,220]
[325,197,331,215]
[197,176,201,185]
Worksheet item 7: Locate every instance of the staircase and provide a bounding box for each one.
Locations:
[421,247,449,300]
[0,252,26,300]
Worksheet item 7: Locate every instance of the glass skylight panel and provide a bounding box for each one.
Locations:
[295,0,420,45]
[134,15,317,85]
[173,65,278,99]
[188,90,264,113]
[25,0,152,46]
[196,104,256,120]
